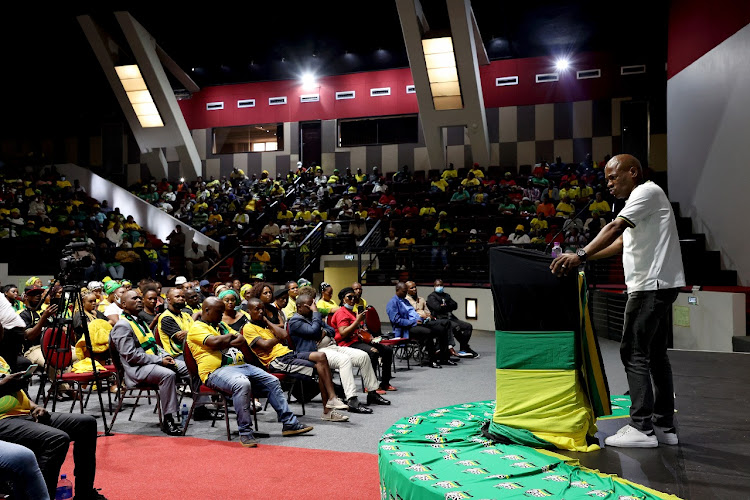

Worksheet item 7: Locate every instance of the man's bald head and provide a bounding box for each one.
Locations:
[607,154,643,180]
[202,296,225,323]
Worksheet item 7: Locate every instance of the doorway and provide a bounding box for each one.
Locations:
[620,101,649,168]
[300,121,321,168]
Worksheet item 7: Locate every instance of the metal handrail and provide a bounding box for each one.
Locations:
[357,219,384,279]
[198,200,278,280]
[296,222,324,277]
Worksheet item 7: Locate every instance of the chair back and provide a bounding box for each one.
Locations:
[108,337,126,381]
[181,339,200,378]
[365,306,382,336]
[41,326,73,369]
[153,316,163,347]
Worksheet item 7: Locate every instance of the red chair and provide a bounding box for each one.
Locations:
[41,327,114,413]
[366,306,411,372]
[181,340,236,440]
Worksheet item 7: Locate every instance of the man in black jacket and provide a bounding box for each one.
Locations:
[426,279,479,358]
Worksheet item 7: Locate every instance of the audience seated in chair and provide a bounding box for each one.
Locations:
[289,293,390,414]
[241,298,351,422]
[187,297,313,447]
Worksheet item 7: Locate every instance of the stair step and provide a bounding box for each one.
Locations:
[732,336,750,353]
[671,201,681,217]
[676,217,692,235]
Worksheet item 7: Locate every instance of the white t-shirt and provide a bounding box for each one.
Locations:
[104,302,123,320]
[617,181,685,292]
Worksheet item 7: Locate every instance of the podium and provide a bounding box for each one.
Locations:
[488,247,611,451]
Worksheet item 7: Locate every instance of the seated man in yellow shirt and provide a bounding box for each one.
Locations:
[241,298,349,422]
[469,163,485,179]
[556,197,575,217]
[589,191,612,215]
[187,297,314,447]
[441,163,458,181]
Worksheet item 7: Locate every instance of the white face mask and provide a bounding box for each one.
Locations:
[344,303,354,311]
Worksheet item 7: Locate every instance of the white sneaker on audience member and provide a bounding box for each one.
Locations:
[322,410,350,422]
[604,424,658,448]
[653,425,679,445]
[325,397,348,410]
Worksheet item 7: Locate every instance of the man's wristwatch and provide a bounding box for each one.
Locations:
[576,248,588,263]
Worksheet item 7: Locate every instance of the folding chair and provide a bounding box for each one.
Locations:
[107,339,163,431]
[181,340,235,440]
[365,306,410,372]
[41,327,114,414]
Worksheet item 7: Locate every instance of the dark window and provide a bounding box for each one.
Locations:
[212,123,284,154]
[338,115,418,147]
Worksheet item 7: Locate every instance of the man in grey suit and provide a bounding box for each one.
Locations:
[109,289,182,435]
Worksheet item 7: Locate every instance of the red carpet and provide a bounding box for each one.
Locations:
[62,434,380,499]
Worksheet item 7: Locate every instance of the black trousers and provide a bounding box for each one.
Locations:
[409,320,451,362]
[348,341,393,388]
[448,318,473,351]
[621,288,680,432]
[0,412,97,499]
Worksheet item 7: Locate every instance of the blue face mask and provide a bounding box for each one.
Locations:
[344,303,354,310]
[434,286,444,293]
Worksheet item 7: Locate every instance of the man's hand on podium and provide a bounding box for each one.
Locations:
[550,252,581,277]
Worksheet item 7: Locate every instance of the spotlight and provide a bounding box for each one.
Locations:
[300,72,316,89]
[555,58,570,71]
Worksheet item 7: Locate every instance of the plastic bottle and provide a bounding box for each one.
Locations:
[181,403,189,429]
[551,242,562,259]
[55,474,73,500]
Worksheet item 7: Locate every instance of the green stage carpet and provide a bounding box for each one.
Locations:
[378,397,680,500]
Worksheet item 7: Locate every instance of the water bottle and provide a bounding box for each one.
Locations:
[55,474,73,500]
[551,242,562,259]
[181,403,189,429]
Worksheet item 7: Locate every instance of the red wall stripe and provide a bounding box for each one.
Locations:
[668,0,750,79]
[178,52,645,129]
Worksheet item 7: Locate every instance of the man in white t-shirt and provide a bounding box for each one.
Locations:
[551,154,685,448]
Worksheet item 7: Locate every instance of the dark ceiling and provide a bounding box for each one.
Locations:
[0,1,668,137]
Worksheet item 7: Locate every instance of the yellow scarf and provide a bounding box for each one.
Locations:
[123,313,160,355]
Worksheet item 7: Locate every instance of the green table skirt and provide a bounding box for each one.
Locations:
[378,399,678,500]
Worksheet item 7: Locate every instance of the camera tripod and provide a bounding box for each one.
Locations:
[40,279,113,435]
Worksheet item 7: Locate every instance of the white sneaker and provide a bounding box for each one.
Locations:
[604,424,658,448]
[325,397,348,410]
[322,409,350,422]
[654,425,679,445]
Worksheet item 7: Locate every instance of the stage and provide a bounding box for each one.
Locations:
[561,349,750,499]
[379,349,750,499]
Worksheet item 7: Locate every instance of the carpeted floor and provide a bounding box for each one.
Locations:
[62,433,380,500]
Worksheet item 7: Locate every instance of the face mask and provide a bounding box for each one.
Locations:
[496,233,502,237]
[344,303,354,311]
[434,286,444,293]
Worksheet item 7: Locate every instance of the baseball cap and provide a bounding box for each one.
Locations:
[469,229,477,235]
[24,285,44,295]
[174,276,187,285]
[199,280,210,287]
[103,281,121,295]
[87,281,103,291]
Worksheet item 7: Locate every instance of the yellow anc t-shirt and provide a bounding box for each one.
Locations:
[241,322,291,367]
[0,357,32,418]
[187,321,245,383]
[158,309,194,356]
[353,297,368,314]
